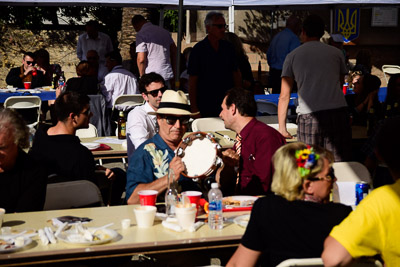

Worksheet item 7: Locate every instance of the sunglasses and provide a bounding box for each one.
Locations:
[308,168,336,182]
[146,87,166,97]
[212,23,228,30]
[161,115,190,126]
[81,108,91,116]
[26,61,35,65]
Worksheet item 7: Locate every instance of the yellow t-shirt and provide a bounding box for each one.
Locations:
[330,179,400,267]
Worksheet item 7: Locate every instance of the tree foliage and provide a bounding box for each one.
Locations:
[0,6,122,34]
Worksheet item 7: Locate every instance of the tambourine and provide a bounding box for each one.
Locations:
[176,132,223,178]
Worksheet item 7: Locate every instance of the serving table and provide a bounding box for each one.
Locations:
[0,90,56,103]
[79,136,127,161]
[0,205,247,266]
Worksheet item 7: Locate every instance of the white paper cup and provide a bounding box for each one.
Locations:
[175,203,196,230]
[0,208,5,228]
[121,219,131,229]
[133,206,156,228]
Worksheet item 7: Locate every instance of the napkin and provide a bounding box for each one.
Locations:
[162,221,183,232]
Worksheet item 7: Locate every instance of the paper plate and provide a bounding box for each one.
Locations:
[57,228,117,246]
[223,196,258,209]
[0,237,32,253]
[81,142,100,150]
[233,215,250,228]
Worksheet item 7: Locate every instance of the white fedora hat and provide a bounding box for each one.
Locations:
[148,90,199,116]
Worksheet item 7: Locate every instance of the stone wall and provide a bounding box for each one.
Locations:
[0,26,81,87]
[2,7,398,89]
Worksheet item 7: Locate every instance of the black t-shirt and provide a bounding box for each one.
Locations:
[0,150,47,213]
[29,125,96,183]
[241,194,352,267]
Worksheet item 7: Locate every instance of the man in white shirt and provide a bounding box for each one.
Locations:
[131,15,177,88]
[76,20,113,67]
[101,51,139,109]
[126,72,166,158]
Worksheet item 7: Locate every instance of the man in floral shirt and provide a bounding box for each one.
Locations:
[126,90,201,204]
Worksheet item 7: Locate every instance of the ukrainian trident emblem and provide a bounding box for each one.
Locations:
[335,8,360,43]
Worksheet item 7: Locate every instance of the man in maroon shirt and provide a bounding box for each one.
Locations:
[218,88,286,196]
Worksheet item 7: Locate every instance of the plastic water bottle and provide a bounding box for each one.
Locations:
[165,169,178,216]
[208,183,223,230]
[58,71,65,92]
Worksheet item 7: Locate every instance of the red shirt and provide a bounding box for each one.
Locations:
[235,118,286,195]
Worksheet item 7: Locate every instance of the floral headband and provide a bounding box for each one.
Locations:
[295,146,320,178]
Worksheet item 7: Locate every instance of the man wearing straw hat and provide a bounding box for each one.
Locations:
[126,90,201,204]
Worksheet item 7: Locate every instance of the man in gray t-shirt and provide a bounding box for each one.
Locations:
[278,15,351,161]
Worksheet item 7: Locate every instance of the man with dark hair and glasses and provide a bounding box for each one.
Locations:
[126,90,201,204]
[126,72,166,158]
[6,52,45,89]
[30,91,126,205]
[188,11,241,117]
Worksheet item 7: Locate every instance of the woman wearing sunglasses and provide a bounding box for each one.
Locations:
[227,142,352,267]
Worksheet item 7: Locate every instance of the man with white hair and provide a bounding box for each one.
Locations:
[126,90,201,204]
[0,108,47,213]
[188,11,241,117]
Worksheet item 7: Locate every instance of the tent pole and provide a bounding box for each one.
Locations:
[175,0,183,89]
[159,7,164,27]
[229,5,235,33]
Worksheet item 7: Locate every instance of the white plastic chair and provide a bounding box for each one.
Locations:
[191,117,228,132]
[76,123,98,138]
[4,96,42,128]
[112,94,144,112]
[256,99,278,115]
[277,258,382,267]
[43,180,104,210]
[276,258,324,267]
[266,123,298,136]
[382,65,400,84]
[332,161,371,205]
[257,115,279,124]
[332,161,371,184]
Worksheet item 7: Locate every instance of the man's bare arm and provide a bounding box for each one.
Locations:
[322,236,353,267]
[137,52,147,77]
[127,157,184,205]
[278,76,294,138]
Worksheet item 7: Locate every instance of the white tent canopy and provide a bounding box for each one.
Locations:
[1,0,399,8]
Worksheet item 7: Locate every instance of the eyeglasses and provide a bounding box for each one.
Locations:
[308,168,336,182]
[26,61,35,65]
[162,115,190,126]
[146,87,166,97]
[81,108,91,116]
[212,24,228,30]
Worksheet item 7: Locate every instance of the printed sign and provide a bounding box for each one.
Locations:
[335,8,360,43]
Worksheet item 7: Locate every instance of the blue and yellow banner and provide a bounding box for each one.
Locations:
[335,8,360,43]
